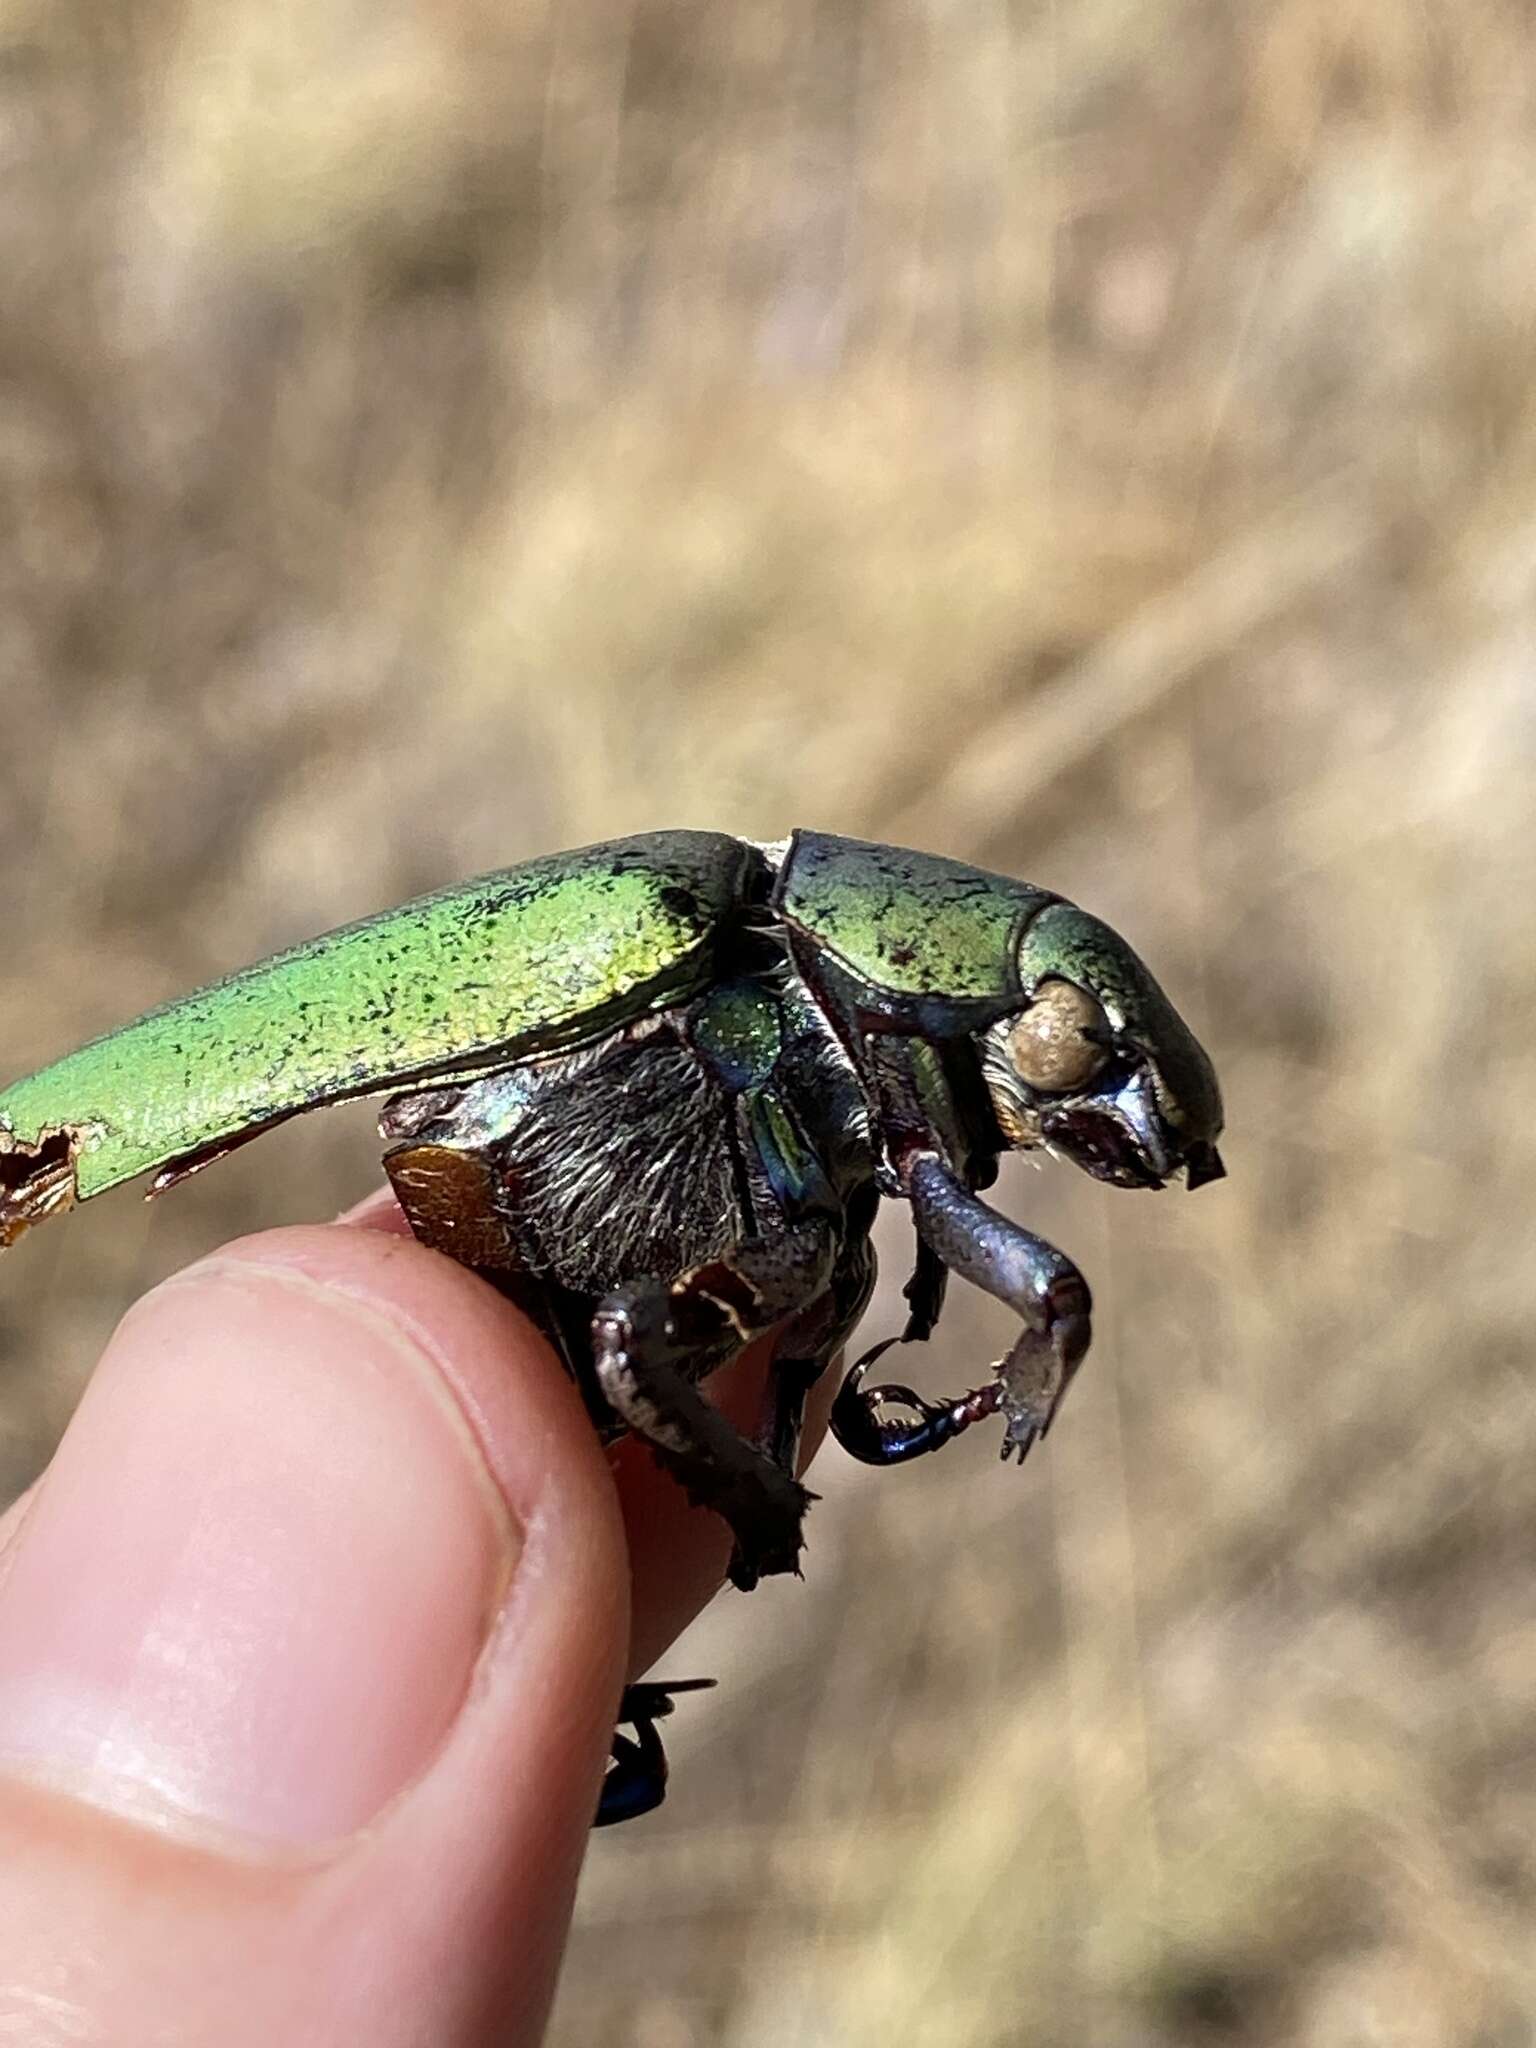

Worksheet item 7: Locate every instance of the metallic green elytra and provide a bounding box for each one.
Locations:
[0,832,752,1214]
[1,827,1224,1826]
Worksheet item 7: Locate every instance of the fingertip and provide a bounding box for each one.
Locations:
[212,1222,619,1536]
[0,1225,631,1837]
[0,1218,647,2041]
[334,1187,413,1233]
[332,1196,786,1672]
[331,1206,833,1758]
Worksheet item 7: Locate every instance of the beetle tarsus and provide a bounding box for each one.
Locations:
[830,1342,1003,1465]
[597,1678,716,1827]
[599,1725,667,1826]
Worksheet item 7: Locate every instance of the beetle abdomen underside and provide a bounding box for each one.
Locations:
[383,1027,748,1298]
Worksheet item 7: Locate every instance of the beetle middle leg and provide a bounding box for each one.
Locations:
[831,1151,1092,1467]
[594,1214,845,1589]
[748,1231,878,1476]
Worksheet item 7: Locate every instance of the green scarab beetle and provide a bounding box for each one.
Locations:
[0,830,1224,1822]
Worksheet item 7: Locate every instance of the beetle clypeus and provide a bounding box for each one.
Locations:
[0,831,1224,1822]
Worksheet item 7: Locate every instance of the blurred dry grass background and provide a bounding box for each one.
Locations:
[3,0,1536,2039]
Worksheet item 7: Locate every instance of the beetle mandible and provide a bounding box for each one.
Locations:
[0,830,1224,1822]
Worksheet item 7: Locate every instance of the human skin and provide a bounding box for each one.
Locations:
[0,1193,811,2046]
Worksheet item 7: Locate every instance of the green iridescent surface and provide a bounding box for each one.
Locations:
[0,831,751,1201]
[775,831,1057,1001]
[689,978,785,1091]
[1017,902,1223,1133]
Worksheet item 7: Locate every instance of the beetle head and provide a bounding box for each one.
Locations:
[979,903,1224,1192]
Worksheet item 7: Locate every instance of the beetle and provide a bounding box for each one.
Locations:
[0,830,1223,1822]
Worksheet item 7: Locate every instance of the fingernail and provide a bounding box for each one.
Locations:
[0,1255,518,1845]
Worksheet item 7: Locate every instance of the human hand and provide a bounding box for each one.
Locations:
[0,1197,778,2045]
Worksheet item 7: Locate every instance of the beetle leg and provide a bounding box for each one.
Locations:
[900,1233,948,1341]
[831,1340,1004,1464]
[825,1231,949,1461]
[911,1149,1092,1459]
[596,1678,715,1827]
[599,1724,666,1827]
[594,1217,844,1588]
[830,1151,1091,1467]
[754,1232,878,1475]
[593,1292,814,1588]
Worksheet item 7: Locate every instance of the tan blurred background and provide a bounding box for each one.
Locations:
[3,0,1535,2040]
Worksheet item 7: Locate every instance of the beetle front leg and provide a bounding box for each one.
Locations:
[831,1152,1091,1468]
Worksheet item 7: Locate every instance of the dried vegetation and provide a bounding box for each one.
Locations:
[2,0,1535,2040]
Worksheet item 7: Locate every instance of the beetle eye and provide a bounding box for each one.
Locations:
[1005,979,1110,1093]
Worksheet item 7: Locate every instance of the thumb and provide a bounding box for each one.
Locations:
[0,1224,630,2048]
